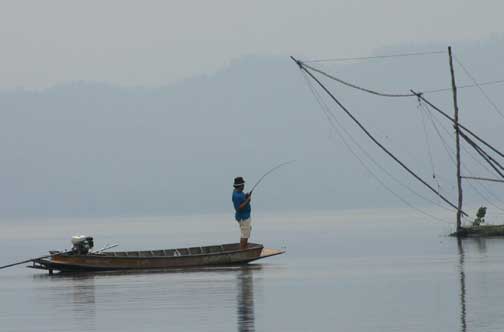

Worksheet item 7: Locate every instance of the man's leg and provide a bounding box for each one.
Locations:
[239,219,251,249]
[240,238,248,250]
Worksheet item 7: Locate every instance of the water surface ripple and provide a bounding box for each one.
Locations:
[1,209,504,331]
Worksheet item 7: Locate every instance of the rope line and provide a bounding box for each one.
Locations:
[301,72,451,222]
[459,132,504,178]
[300,56,504,98]
[422,104,504,212]
[412,92,504,160]
[302,61,504,117]
[422,102,504,212]
[302,62,415,97]
[294,58,468,216]
[454,55,504,121]
[422,79,504,95]
[306,73,454,212]
[300,58,504,102]
[293,55,504,218]
[418,101,439,188]
[303,50,446,63]
[461,132,504,173]
[424,102,493,176]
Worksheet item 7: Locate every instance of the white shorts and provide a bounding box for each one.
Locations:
[238,218,252,239]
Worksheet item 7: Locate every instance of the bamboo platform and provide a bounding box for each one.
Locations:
[451,224,504,237]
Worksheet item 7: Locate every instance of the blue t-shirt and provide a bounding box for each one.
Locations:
[232,190,251,221]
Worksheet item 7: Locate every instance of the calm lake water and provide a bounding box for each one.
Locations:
[1,208,504,331]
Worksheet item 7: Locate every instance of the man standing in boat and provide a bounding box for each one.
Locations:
[232,177,252,249]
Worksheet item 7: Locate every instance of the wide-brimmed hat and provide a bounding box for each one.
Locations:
[233,177,245,188]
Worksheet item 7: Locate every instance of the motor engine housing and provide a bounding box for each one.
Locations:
[71,235,94,255]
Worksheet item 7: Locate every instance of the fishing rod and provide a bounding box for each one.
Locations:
[249,160,296,194]
[0,243,119,270]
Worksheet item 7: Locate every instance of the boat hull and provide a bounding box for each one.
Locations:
[30,243,284,273]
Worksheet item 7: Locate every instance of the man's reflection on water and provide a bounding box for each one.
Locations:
[33,264,261,331]
[70,275,96,315]
[236,265,258,332]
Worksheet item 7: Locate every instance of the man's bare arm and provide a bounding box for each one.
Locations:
[238,193,252,210]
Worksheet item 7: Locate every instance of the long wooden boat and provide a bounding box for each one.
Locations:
[29,243,284,274]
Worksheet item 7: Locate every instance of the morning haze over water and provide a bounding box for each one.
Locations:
[2,1,504,331]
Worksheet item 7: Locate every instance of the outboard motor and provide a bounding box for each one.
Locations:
[71,235,94,255]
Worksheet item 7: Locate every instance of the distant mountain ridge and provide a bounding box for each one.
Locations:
[1,39,503,219]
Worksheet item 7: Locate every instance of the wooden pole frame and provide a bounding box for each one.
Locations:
[449,46,464,233]
[461,176,504,183]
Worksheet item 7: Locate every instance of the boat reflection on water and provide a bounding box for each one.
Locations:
[236,266,257,332]
[33,264,261,331]
[69,275,97,331]
[33,273,97,330]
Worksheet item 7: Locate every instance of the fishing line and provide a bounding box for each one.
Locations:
[249,160,296,194]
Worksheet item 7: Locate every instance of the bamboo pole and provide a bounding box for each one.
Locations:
[449,46,464,233]
[0,253,58,270]
[460,176,504,183]
[0,244,119,270]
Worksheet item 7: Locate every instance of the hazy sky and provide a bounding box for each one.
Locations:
[1,0,503,89]
[1,2,504,219]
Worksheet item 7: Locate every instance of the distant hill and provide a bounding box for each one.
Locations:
[1,38,504,219]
